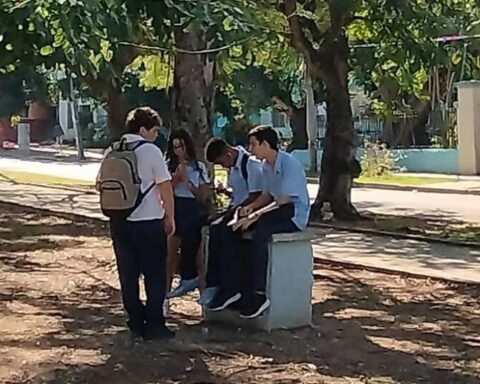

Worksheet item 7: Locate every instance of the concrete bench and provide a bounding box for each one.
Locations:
[202,227,315,331]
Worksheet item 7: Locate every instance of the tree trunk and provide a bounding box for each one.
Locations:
[283,0,360,220]
[272,96,307,151]
[381,114,394,147]
[391,100,430,148]
[312,36,360,220]
[287,106,307,151]
[80,73,128,142]
[106,85,127,141]
[412,101,431,146]
[171,29,216,159]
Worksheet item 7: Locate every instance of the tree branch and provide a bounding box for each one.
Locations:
[271,96,293,117]
[282,0,318,67]
[344,15,369,25]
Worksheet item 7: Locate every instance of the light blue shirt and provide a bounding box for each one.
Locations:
[173,161,210,198]
[262,151,310,230]
[227,147,264,207]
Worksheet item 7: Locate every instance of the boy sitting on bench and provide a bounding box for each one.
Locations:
[201,138,264,305]
[208,125,310,319]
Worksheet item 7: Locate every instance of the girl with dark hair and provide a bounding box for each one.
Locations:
[165,128,210,302]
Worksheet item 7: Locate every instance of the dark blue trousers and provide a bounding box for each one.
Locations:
[110,219,167,329]
[215,203,299,294]
[174,197,206,280]
[205,209,236,288]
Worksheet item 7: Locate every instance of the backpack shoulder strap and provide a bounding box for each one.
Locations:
[141,181,156,197]
[195,160,208,184]
[125,140,150,151]
[240,154,249,182]
[110,139,122,152]
[112,139,152,152]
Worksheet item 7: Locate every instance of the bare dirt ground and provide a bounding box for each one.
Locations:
[1,203,479,384]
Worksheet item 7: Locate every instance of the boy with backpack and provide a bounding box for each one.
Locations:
[97,107,175,341]
[201,138,264,305]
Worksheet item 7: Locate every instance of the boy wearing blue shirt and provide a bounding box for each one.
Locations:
[206,138,264,208]
[208,126,310,319]
[202,138,264,304]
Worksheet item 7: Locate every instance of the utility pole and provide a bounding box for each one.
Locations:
[305,66,318,173]
[69,76,85,160]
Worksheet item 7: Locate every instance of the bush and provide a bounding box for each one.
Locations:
[360,140,402,177]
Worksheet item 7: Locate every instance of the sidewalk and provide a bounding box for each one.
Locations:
[3,147,480,195]
[1,178,479,284]
[0,147,101,183]
[354,180,480,195]
[307,172,480,195]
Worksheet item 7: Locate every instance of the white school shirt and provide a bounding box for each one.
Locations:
[226,147,264,207]
[173,161,210,199]
[261,151,310,230]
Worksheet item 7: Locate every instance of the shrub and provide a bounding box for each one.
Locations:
[360,140,402,177]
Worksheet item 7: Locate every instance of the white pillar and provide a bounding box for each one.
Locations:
[456,81,480,175]
[17,123,30,152]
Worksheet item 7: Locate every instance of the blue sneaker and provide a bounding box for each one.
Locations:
[198,286,219,306]
[167,277,200,299]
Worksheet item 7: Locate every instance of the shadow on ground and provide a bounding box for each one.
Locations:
[1,203,479,383]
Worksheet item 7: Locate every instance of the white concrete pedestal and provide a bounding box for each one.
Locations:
[17,123,30,152]
[203,229,315,331]
[456,81,480,175]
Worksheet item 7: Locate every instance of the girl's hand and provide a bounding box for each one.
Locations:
[177,163,189,184]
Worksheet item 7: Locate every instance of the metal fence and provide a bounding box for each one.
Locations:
[354,108,457,149]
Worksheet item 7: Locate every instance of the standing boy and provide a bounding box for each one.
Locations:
[97,107,175,340]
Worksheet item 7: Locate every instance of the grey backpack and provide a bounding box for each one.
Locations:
[98,139,155,219]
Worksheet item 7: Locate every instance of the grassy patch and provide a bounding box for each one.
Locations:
[358,175,452,186]
[306,170,452,186]
[372,216,480,243]
[327,213,480,244]
[0,170,93,186]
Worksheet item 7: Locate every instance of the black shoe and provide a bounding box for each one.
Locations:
[127,320,144,339]
[143,325,175,341]
[240,293,270,319]
[208,291,242,311]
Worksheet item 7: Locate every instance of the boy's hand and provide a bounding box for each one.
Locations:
[215,183,231,196]
[239,205,253,217]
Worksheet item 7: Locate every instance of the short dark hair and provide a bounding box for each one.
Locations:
[248,125,278,150]
[205,137,229,163]
[125,107,162,134]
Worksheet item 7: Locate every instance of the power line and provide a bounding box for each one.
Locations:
[118,38,251,55]
[352,33,480,49]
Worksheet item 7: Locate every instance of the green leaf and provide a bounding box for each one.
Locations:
[229,45,243,58]
[79,65,87,77]
[53,30,64,47]
[40,45,54,56]
[223,15,234,31]
[451,51,463,65]
[100,40,113,61]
